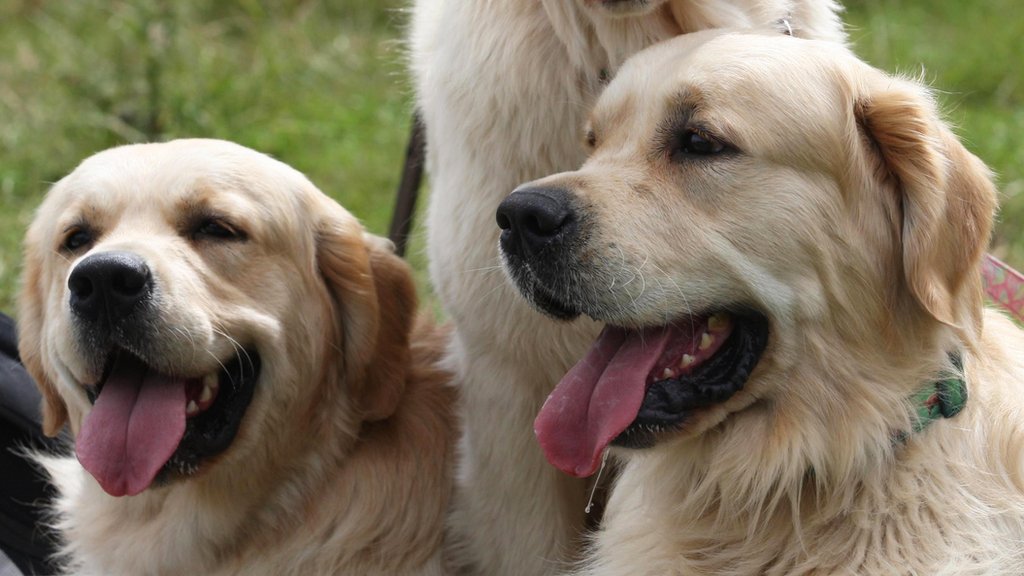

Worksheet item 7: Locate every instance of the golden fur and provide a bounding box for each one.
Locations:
[409,2,846,574]
[503,31,1024,574]
[18,139,457,576]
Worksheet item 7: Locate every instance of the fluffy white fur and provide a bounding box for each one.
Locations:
[503,31,1024,575]
[19,139,457,576]
[409,1,845,574]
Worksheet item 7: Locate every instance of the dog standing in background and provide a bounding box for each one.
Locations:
[409,2,846,574]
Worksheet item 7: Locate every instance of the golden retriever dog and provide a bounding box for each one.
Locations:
[18,139,457,576]
[497,30,1024,574]
[409,2,846,574]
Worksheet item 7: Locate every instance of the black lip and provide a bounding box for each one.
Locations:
[530,284,582,321]
[501,251,583,321]
[160,349,260,480]
[612,312,770,449]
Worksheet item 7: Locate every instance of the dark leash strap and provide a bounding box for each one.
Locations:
[388,111,426,258]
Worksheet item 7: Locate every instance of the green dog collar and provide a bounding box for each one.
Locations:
[896,353,967,442]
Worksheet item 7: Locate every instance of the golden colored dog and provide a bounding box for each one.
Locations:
[19,139,456,575]
[410,2,846,573]
[498,31,1024,574]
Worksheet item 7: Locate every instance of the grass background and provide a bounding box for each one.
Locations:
[0,0,1020,316]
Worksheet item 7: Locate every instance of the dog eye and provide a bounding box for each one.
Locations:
[672,129,726,160]
[585,130,597,148]
[193,218,245,241]
[62,228,93,252]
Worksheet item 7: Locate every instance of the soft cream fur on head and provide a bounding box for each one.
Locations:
[501,31,1024,574]
[19,139,453,575]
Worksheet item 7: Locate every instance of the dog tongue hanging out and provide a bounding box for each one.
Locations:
[75,355,187,496]
[536,325,676,477]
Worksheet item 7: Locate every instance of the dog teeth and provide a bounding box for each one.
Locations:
[199,373,218,405]
[707,313,730,333]
[680,354,695,368]
[699,332,713,351]
[199,383,214,404]
[661,368,675,380]
[186,400,199,417]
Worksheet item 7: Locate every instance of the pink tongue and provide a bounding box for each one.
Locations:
[76,354,187,497]
[534,325,674,477]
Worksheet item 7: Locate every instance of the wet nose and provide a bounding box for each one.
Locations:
[68,251,153,323]
[496,187,576,258]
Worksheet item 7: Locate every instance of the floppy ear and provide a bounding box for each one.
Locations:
[359,234,417,420]
[17,240,70,436]
[855,76,996,335]
[317,212,415,421]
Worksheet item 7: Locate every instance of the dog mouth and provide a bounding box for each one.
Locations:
[77,347,260,497]
[534,310,768,477]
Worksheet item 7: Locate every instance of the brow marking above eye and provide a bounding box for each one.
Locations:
[177,188,250,242]
[188,212,248,242]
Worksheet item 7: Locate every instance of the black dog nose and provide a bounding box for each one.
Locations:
[496,187,576,257]
[68,251,153,323]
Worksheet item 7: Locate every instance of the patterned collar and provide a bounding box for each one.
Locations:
[896,353,967,443]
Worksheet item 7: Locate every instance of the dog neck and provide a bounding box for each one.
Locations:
[539,1,682,83]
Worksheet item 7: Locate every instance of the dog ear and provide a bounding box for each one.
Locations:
[359,233,417,420]
[17,241,70,436]
[317,210,414,421]
[855,76,996,334]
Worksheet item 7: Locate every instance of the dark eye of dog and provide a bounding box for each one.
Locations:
[585,130,597,148]
[62,228,93,252]
[194,218,245,242]
[672,129,726,160]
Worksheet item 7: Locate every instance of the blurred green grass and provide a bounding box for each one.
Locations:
[0,0,1020,316]
[0,0,429,314]
[846,0,1024,266]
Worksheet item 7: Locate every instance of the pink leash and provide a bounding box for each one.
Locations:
[982,253,1024,323]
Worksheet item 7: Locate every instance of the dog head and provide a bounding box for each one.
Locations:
[19,139,415,497]
[497,31,995,479]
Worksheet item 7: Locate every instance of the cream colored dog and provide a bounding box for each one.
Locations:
[410,2,846,574]
[497,30,1024,574]
[18,139,456,576]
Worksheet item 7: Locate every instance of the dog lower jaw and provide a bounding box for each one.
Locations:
[612,312,770,449]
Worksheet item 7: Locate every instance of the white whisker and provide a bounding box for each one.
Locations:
[650,261,695,331]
